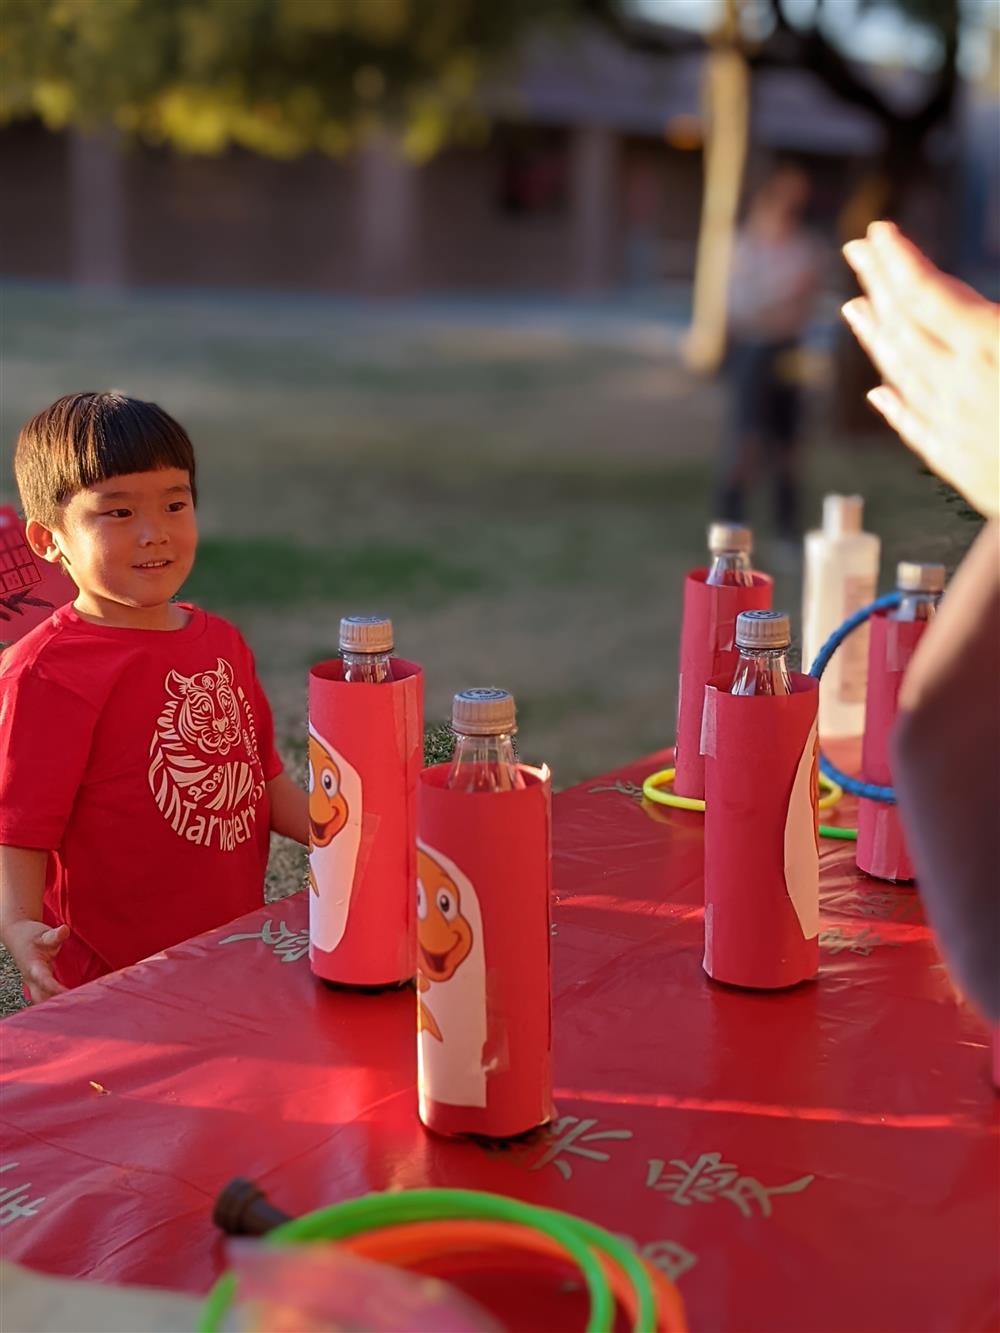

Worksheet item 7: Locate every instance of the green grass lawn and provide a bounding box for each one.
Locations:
[0,281,979,1010]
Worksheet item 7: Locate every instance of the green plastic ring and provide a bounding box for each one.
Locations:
[198,1187,658,1333]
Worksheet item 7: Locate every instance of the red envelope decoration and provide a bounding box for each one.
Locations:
[0,506,75,642]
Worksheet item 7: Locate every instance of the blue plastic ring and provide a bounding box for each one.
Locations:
[808,591,900,803]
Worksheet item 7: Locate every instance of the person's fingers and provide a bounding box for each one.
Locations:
[843,298,940,418]
[38,925,69,951]
[867,222,990,349]
[842,239,877,296]
[867,385,951,480]
[848,223,998,354]
[25,959,66,1001]
[842,236,903,334]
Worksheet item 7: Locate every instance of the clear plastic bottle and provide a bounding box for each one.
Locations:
[705,522,755,588]
[445,688,527,792]
[339,614,394,684]
[802,494,880,738]
[730,611,793,696]
[890,561,944,622]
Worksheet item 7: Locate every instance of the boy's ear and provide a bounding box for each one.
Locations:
[25,519,66,566]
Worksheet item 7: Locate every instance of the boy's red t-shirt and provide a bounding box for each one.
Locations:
[0,603,283,988]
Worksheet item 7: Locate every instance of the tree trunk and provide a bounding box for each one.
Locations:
[683,0,749,375]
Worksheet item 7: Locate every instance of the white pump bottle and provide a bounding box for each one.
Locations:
[802,495,880,740]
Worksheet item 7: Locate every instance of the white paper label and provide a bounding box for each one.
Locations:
[416,842,488,1109]
[307,725,363,953]
[783,720,820,939]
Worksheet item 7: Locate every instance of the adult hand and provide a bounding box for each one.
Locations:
[4,920,69,1003]
[842,221,1000,519]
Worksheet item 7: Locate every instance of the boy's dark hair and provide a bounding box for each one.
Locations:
[14,391,197,528]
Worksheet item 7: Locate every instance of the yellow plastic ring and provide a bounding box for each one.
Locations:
[642,767,843,812]
[641,769,704,811]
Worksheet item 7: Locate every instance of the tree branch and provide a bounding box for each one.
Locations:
[748,0,958,138]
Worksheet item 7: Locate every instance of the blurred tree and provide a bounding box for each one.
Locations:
[754,0,961,224]
[683,0,749,375]
[0,0,618,160]
[671,0,962,381]
[755,0,962,424]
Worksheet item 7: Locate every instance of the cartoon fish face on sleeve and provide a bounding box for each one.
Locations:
[416,844,487,1109]
[308,726,363,954]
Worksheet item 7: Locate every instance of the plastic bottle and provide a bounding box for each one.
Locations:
[705,522,755,588]
[340,615,394,684]
[445,688,527,792]
[890,561,944,621]
[802,495,880,738]
[730,611,793,696]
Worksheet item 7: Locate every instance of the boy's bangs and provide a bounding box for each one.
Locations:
[15,392,198,525]
[72,399,196,497]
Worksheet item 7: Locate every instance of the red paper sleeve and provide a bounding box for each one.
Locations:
[702,672,820,989]
[416,763,553,1139]
[307,659,423,987]
[673,569,772,799]
[856,614,927,883]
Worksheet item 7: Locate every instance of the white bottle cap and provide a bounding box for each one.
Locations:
[339,615,393,654]
[822,494,863,536]
[896,561,945,594]
[452,688,517,736]
[736,610,791,651]
[708,522,753,555]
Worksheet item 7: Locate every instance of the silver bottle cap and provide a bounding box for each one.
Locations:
[708,522,753,555]
[339,614,393,654]
[896,561,945,594]
[736,610,791,651]
[451,688,517,736]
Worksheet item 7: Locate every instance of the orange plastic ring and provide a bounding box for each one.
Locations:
[342,1218,687,1332]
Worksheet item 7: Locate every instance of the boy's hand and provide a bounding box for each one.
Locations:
[4,920,69,1003]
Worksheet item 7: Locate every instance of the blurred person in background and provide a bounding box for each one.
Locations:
[717,164,825,556]
[843,221,999,1020]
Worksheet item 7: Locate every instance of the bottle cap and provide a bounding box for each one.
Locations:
[451,688,517,736]
[708,522,753,555]
[339,615,393,654]
[896,561,945,594]
[736,610,791,651]
[822,494,863,536]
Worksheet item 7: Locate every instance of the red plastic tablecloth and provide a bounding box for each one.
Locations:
[2,751,997,1332]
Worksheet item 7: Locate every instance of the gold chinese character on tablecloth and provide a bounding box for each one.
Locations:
[0,1163,46,1227]
[647,1152,813,1219]
[588,780,645,803]
[843,888,923,923]
[560,1233,698,1301]
[632,1237,699,1283]
[479,1114,633,1179]
[530,1115,634,1180]
[820,925,899,956]
[219,919,310,963]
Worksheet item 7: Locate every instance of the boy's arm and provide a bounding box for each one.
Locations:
[0,846,69,1003]
[267,772,309,847]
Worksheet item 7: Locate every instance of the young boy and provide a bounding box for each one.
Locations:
[0,391,308,1003]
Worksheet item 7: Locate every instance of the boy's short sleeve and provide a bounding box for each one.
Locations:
[252,666,283,783]
[0,672,98,848]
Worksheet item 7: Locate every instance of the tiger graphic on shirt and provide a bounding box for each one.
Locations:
[147,657,267,851]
